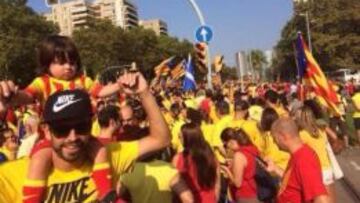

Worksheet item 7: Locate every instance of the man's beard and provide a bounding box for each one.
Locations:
[53,139,87,162]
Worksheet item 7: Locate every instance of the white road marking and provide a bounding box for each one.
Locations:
[349,161,360,171]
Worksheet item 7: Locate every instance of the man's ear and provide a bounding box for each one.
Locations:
[280,131,289,142]
[41,124,52,140]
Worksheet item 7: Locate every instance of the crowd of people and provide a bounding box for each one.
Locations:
[0,35,359,203]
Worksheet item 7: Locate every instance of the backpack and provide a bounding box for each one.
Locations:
[253,156,278,201]
[243,150,278,202]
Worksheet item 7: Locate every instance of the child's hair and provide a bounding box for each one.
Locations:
[37,35,82,76]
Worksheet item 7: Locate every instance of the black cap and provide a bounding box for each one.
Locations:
[43,89,93,124]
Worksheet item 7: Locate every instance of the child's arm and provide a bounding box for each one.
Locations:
[96,83,121,98]
[0,80,34,114]
[23,141,52,203]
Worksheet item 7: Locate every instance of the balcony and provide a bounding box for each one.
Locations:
[71,7,87,14]
[125,12,138,21]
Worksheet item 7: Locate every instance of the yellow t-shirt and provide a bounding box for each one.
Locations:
[248,85,257,98]
[209,105,219,123]
[300,130,331,170]
[171,119,186,153]
[0,141,139,203]
[273,105,289,118]
[91,119,101,137]
[229,119,264,151]
[162,99,172,111]
[184,98,197,109]
[261,131,289,170]
[352,93,360,118]
[201,122,215,147]
[0,147,12,161]
[120,160,178,203]
[162,111,174,126]
[213,115,233,163]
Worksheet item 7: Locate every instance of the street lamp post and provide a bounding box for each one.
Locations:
[304,11,312,53]
[186,0,212,89]
[293,0,313,53]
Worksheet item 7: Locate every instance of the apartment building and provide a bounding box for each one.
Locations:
[139,19,168,36]
[45,0,139,35]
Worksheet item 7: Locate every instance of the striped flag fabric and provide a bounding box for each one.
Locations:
[296,32,341,115]
[154,57,174,77]
[171,60,186,80]
[182,55,196,91]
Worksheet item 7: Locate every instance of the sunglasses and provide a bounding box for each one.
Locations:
[49,120,92,138]
[121,117,133,125]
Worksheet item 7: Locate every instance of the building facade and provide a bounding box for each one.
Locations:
[45,0,139,36]
[235,51,248,79]
[139,19,168,36]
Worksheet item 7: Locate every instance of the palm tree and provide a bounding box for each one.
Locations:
[249,49,267,81]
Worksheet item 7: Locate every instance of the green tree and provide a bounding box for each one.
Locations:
[73,19,194,79]
[0,1,58,87]
[273,0,360,81]
[73,19,125,78]
[220,65,238,81]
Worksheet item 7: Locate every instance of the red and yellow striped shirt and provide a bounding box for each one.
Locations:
[24,74,102,105]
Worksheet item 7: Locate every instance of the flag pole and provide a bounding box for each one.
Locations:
[293,43,300,81]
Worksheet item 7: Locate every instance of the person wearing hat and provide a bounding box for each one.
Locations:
[0,72,171,203]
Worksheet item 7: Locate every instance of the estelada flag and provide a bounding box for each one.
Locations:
[295,32,341,116]
[171,60,185,80]
[154,57,174,77]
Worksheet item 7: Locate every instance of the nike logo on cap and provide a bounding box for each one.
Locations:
[53,95,82,113]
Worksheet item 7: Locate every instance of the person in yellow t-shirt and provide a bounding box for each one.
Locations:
[212,100,233,163]
[259,108,289,170]
[0,73,171,203]
[264,90,289,118]
[352,88,360,143]
[170,103,186,153]
[229,100,264,151]
[0,128,18,162]
[118,150,193,203]
[294,106,335,203]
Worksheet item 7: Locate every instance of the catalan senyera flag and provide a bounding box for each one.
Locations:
[296,32,341,116]
[154,57,175,77]
[171,60,185,80]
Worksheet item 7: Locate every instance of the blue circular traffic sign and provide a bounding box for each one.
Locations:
[195,25,213,43]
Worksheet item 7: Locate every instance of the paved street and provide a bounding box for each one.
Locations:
[335,147,360,202]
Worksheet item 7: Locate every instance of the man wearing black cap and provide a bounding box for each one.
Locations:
[0,72,171,203]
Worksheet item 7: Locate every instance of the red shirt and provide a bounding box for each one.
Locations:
[231,145,258,199]
[277,144,327,203]
[176,153,217,203]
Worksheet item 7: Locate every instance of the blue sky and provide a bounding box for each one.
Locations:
[27,0,293,66]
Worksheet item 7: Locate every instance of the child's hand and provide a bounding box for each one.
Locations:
[117,72,148,95]
[0,80,18,113]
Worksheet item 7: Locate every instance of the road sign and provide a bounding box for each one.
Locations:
[195,25,213,43]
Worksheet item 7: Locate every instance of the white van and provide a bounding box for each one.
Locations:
[328,69,360,83]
